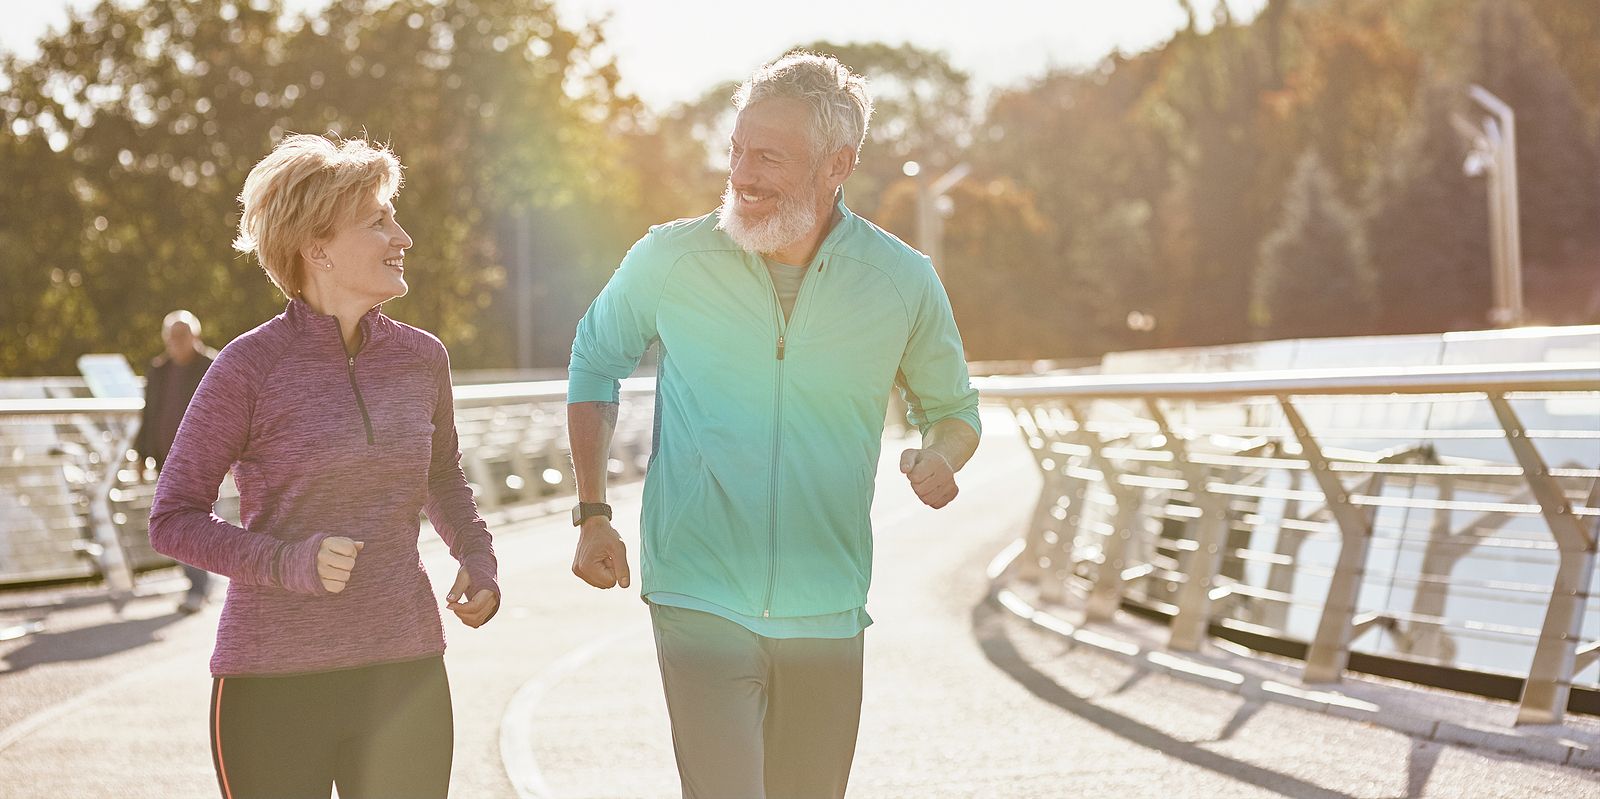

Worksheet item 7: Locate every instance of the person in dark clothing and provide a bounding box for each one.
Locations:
[135,309,217,613]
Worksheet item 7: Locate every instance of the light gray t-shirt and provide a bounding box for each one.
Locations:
[766,259,807,322]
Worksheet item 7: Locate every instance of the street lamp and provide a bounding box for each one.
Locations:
[1453,84,1524,328]
[904,160,969,277]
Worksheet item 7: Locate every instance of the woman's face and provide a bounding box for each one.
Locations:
[317,198,413,306]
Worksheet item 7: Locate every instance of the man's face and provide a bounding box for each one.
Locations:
[717,97,828,256]
[163,322,196,363]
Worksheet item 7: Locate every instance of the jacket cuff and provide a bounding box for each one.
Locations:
[462,550,500,601]
[278,534,331,596]
[565,367,622,404]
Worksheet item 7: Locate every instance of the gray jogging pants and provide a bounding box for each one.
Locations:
[649,603,865,799]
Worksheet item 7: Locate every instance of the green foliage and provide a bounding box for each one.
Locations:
[0,0,637,374]
[3,0,1597,375]
[977,56,1171,354]
[1255,151,1372,339]
[877,177,1066,360]
[1367,83,1492,333]
[1469,1,1600,276]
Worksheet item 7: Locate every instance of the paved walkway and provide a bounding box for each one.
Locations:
[2,409,1596,797]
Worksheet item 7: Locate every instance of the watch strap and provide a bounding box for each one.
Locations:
[572,501,613,526]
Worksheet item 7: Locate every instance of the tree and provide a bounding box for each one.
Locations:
[1135,7,1283,347]
[1367,82,1492,333]
[1255,151,1373,339]
[977,54,1172,355]
[876,176,1068,360]
[1272,0,1421,207]
[1469,1,1600,284]
[0,0,640,375]
[1508,0,1600,138]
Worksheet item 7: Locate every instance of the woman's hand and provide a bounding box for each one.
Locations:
[446,566,499,628]
[316,537,364,593]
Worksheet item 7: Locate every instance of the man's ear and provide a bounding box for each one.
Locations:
[825,145,856,187]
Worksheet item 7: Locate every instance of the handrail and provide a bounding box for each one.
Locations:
[973,362,1600,398]
[986,361,1600,726]
[0,377,658,612]
[0,376,661,415]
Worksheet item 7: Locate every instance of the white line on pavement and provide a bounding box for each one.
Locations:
[498,628,635,799]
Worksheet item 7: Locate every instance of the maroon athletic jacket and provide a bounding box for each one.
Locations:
[149,299,498,677]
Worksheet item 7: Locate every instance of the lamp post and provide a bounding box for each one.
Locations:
[1455,84,1523,328]
[904,160,970,277]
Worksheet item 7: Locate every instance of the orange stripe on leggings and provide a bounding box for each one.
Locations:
[213,678,234,799]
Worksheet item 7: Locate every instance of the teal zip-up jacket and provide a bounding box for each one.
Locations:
[568,199,980,618]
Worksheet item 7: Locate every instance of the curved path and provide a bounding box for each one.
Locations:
[1,408,1594,797]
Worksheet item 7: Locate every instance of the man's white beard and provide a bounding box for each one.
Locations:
[716,179,820,256]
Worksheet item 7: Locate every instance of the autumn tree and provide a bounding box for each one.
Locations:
[1255,151,1373,339]
[0,0,638,375]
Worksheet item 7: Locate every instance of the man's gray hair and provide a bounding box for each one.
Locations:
[162,309,201,338]
[734,51,874,165]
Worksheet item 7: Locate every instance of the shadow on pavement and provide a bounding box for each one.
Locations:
[972,595,1356,799]
[0,612,185,673]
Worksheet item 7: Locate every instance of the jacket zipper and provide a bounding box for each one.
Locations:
[765,342,782,618]
[345,345,375,445]
[760,258,822,618]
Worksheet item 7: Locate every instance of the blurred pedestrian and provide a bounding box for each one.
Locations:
[149,133,499,799]
[135,309,217,613]
[566,52,981,798]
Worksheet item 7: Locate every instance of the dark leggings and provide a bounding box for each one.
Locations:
[209,656,453,799]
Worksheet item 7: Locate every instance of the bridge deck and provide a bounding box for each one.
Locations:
[0,410,1595,797]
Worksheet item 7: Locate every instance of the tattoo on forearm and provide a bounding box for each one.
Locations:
[599,402,619,428]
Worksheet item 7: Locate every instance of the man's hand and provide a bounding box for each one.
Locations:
[445,566,499,628]
[316,536,364,593]
[901,448,959,509]
[572,518,630,589]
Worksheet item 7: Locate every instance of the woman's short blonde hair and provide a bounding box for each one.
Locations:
[233,133,403,298]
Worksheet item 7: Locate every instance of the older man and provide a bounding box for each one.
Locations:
[135,310,216,613]
[566,51,980,798]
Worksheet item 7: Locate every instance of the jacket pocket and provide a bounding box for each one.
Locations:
[653,449,708,558]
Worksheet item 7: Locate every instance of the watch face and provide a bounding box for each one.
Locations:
[572,505,584,526]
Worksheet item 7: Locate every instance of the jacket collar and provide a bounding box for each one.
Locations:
[815,188,855,260]
[284,297,391,355]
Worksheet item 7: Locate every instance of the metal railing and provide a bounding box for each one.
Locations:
[0,379,656,604]
[976,362,1600,725]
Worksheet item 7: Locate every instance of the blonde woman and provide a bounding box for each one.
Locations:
[149,133,499,799]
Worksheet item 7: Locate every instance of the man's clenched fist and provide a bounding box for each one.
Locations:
[900,448,958,509]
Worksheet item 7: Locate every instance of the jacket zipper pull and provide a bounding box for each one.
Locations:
[776,336,786,360]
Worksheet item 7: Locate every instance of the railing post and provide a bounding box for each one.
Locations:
[1281,397,1382,684]
[1488,393,1598,725]
[1069,403,1146,622]
[1262,488,1306,631]
[462,451,501,511]
[1012,405,1058,588]
[1149,399,1232,651]
[88,424,137,608]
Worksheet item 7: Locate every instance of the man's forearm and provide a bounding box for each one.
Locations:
[924,417,980,471]
[568,401,619,503]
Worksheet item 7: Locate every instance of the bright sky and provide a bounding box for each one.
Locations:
[2,0,1263,110]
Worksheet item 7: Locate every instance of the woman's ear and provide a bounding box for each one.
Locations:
[300,241,330,270]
